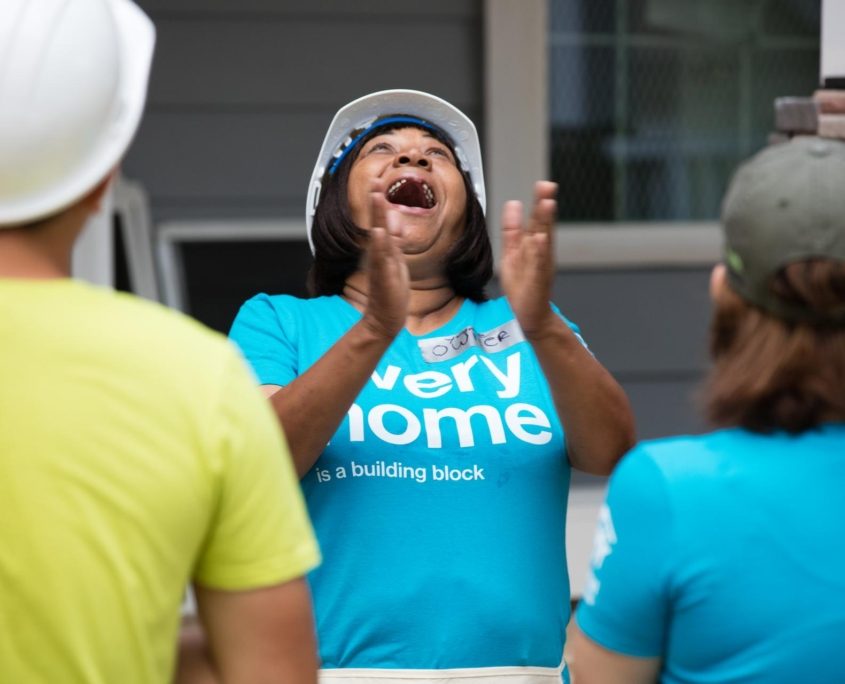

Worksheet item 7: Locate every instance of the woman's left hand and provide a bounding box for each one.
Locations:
[500,180,636,475]
[499,181,559,340]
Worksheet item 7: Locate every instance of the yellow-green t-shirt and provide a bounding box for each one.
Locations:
[0,279,319,683]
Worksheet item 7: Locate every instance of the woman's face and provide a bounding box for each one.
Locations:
[346,126,468,268]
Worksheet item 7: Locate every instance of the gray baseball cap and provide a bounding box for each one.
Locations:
[721,136,845,323]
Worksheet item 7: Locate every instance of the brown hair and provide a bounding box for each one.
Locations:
[703,259,845,433]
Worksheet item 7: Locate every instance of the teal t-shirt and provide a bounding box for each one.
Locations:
[577,425,845,684]
[231,294,579,677]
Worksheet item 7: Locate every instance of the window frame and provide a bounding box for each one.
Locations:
[483,0,729,269]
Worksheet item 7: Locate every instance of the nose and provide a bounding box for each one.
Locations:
[394,149,429,169]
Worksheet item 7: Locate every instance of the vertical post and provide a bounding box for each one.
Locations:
[484,0,548,259]
[738,43,753,157]
[613,0,628,221]
[821,0,845,86]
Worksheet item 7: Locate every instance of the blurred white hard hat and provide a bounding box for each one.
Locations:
[0,0,155,227]
[305,89,486,252]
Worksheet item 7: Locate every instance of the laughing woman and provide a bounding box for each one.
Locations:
[229,90,635,684]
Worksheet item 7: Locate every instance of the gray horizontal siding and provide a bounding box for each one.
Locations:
[551,267,713,442]
[124,111,330,209]
[552,267,712,375]
[126,0,483,221]
[145,19,481,107]
[141,0,477,18]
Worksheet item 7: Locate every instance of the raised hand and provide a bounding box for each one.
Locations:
[361,184,410,339]
[499,181,559,339]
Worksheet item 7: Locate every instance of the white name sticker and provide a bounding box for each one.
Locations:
[418,321,525,363]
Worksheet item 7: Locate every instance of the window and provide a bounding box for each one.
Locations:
[156,220,310,333]
[548,0,821,223]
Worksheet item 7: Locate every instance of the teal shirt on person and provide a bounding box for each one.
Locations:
[231,294,585,681]
[576,425,845,684]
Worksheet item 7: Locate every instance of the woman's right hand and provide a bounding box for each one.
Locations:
[267,187,409,477]
[361,187,409,339]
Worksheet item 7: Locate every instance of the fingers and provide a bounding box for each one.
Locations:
[385,207,403,239]
[368,226,389,267]
[501,200,523,255]
[499,184,556,322]
[534,180,558,203]
[367,213,405,275]
[365,225,409,338]
[500,181,558,237]
[528,231,550,268]
[368,179,404,262]
[367,226,402,297]
[501,200,523,233]
[369,184,388,230]
[530,181,558,234]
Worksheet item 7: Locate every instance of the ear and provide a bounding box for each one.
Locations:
[710,263,727,302]
[80,167,119,214]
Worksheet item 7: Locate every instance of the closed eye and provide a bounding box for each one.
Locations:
[365,141,394,154]
[428,147,454,162]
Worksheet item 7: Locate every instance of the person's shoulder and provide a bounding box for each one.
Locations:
[233,293,352,338]
[624,428,746,484]
[53,285,249,409]
[107,288,230,351]
[70,287,244,389]
[238,292,344,318]
[606,434,734,529]
[635,428,744,458]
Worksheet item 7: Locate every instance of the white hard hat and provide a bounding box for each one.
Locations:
[305,89,486,252]
[0,0,155,227]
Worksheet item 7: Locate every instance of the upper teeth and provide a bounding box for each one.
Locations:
[388,179,406,194]
[387,178,436,208]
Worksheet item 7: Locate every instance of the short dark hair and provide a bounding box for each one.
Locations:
[307,123,492,301]
[703,259,845,433]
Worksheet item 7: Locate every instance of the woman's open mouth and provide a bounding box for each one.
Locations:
[386,177,436,210]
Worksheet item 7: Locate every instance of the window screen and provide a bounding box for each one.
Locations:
[549,0,820,222]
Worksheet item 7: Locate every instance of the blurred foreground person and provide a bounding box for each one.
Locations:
[0,1,319,682]
[572,136,845,684]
